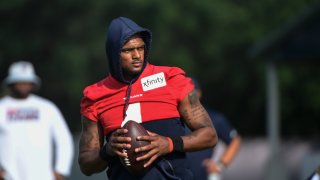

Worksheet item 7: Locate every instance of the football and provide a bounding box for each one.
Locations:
[120,120,150,175]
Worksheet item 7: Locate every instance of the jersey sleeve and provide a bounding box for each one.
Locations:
[166,67,194,102]
[80,87,98,122]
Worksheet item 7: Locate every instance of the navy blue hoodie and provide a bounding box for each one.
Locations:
[106,17,152,84]
[105,17,152,120]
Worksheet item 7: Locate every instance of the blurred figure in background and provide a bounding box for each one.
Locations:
[0,61,74,180]
[186,78,242,180]
[307,165,320,180]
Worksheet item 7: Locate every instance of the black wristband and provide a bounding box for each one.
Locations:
[99,143,114,161]
[170,136,184,152]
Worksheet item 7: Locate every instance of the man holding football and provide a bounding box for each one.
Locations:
[78,17,218,179]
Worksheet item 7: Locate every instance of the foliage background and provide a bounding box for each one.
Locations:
[0,0,319,138]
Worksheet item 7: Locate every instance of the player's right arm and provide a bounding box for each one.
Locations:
[78,116,131,176]
[78,116,107,176]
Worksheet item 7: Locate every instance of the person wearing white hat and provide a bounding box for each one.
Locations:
[0,61,74,180]
[3,61,41,86]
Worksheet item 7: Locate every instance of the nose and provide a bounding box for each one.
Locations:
[132,49,141,59]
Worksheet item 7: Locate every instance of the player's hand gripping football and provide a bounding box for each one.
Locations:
[135,131,172,167]
[108,128,132,159]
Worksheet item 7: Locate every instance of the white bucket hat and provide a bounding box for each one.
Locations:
[4,61,41,86]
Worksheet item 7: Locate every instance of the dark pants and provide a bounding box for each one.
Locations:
[107,157,194,180]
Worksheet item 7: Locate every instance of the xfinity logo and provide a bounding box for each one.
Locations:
[141,72,166,91]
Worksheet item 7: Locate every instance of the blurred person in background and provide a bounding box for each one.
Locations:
[186,78,242,180]
[307,165,320,180]
[0,61,74,180]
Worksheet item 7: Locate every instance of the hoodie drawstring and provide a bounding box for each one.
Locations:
[123,80,133,120]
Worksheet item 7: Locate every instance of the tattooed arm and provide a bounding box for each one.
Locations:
[133,89,218,167]
[78,116,131,175]
[126,88,218,167]
[78,116,107,176]
[179,89,218,151]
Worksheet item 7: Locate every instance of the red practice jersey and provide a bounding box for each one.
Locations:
[80,64,194,135]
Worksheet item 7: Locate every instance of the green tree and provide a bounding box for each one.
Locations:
[0,0,318,136]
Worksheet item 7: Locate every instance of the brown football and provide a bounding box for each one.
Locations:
[120,120,150,175]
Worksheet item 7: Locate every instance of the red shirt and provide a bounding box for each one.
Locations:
[80,64,194,135]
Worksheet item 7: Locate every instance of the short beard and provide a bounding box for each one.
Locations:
[122,68,142,81]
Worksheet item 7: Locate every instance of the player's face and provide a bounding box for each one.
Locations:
[120,35,145,80]
[9,82,34,99]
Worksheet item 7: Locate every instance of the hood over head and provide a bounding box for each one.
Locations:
[106,17,152,84]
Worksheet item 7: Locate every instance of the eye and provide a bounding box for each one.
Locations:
[121,48,133,53]
[121,45,145,53]
[138,45,145,50]
[137,46,145,51]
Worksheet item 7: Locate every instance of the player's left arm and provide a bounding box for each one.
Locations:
[135,90,218,166]
[179,89,218,151]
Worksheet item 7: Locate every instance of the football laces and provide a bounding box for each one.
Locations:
[122,149,131,166]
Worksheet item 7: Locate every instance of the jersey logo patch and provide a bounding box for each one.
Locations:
[6,108,39,121]
[141,72,166,91]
